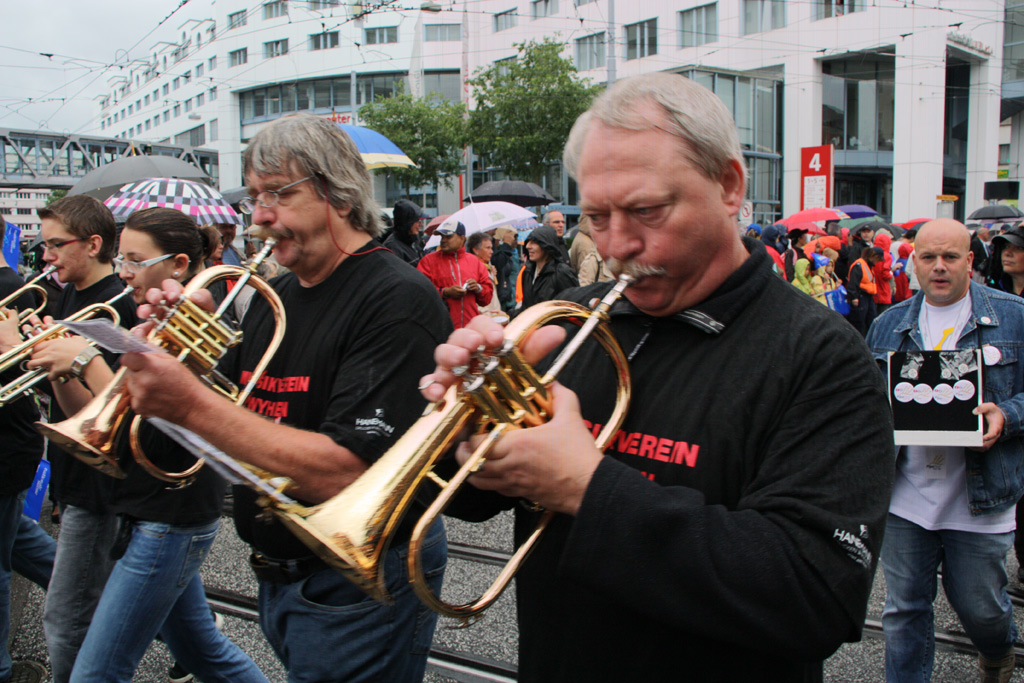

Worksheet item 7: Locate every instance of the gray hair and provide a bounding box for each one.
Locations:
[563,72,745,183]
[243,113,383,238]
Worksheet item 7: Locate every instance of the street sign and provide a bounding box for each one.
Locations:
[800,145,834,210]
[739,201,754,227]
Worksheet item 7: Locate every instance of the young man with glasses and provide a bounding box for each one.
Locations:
[121,115,453,682]
[29,194,136,683]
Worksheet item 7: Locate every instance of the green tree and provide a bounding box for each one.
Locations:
[46,189,67,206]
[467,37,601,184]
[358,91,468,196]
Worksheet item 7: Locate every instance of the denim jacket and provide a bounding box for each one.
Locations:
[865,282,1024,515]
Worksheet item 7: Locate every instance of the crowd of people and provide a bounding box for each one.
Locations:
[0,70,1019,683]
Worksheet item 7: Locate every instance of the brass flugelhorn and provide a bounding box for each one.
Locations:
[269,275,633,624]
[0,266,56,324]
[37,240,286,484]
[0,285,135,407]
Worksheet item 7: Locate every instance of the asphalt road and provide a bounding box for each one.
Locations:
[9,506,1021,682]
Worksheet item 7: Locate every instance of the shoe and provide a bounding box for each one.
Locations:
[1018,565,1024,584]
[979,649,1016,683]
[166,662,195,683]
[6,660,46,683]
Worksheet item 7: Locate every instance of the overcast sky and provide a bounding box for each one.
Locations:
[0,0,214,135]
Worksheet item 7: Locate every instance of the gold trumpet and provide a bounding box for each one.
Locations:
[37,240,286,484]
[0,285,134,407]
[0,266,56,324]
[269,275,633,624]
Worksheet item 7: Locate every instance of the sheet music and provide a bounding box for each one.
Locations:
[58,319,163,354]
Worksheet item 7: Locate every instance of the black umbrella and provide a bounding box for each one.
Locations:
[220,186,249,208]
[68,156,210,201]
[464,180,555,208]
[968,204,1024,221]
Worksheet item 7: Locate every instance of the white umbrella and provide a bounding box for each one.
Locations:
[425,201,538,249]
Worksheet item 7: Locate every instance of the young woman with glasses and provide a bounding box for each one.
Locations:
[28,207,269,683]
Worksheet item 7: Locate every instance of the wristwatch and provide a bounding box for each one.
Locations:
[70,346,102,381]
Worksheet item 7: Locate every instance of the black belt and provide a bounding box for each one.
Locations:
[249,551,328,584]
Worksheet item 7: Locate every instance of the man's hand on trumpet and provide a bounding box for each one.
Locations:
[420,314,604,517]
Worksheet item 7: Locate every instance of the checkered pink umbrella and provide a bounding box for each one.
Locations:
[103,177,243,226]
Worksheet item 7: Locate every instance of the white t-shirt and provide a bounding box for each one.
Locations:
[889,292,1015,532]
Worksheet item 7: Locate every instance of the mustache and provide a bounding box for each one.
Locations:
[248,226,292,242]
[605,258,668,281]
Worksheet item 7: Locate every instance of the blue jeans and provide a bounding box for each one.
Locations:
[882,513,1017,682]
[70,519,268,683]
[13,513,55,589]
[0,491,54,681]
[43,505,118,683]
[258,518,447,683]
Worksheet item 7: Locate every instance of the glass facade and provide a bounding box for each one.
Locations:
[238,71,462,124]
[821,54,895,152]
[1005,1,1024,82]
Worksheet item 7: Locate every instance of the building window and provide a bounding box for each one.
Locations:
[532,0,557,19]
[309,0,340,7]
[743,0,786,34]
[229,48,248,66]
[145,120,151,131]
[1000,143,1011,165]
[196,63,204,77]
[196,92,205,106]
[425,24,461,41]
[264,39,289,58]
[128,104,134,115]
[679,3,718,48]
[364,26,397,44]
[183,70,192,83]
[310,31,341,50]
[625,19,657,60]
[163,110,170,122]
[494,9,517,32]
[144,94,150,105]
[209,86,218,101]
[263,1,287,19]
[208,55,217,70]
[162,84,169,96]
[152,89,159,101]
[185,98,193,112]
[153,116,160,128]
[575,0,596,4]
[575,32,605,70]
[821,55,895,153]
[209,119,219,142]
[174,104,182,117]
[228,10,247,29]
[814,0,860,20]
[173,77,180,90]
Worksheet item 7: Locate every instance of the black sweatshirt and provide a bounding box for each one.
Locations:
[450,239,894,682]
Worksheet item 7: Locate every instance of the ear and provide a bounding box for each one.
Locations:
[86,234,103,259]
[174,253,191,272]
[719,158,746,217]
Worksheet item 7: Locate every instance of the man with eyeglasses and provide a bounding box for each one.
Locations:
[119,114,452,682]
[13,195,135,683]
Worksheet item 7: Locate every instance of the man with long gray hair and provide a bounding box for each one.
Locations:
[118,113,453,681]
[421,72,893,680]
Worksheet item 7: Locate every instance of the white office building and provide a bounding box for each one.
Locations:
[92,0,1014,223]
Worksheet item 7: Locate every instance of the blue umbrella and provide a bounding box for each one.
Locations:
[831,204,878,219]
[336,124,416,169]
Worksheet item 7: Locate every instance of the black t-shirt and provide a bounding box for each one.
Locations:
[49,273,137,513]
[0,267,44,495]
[230,241,453,558]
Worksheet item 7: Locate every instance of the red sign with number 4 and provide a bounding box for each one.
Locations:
[800,145,834,211]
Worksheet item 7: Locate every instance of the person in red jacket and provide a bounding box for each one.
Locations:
[871,231,894,314]
[417,219,493,329]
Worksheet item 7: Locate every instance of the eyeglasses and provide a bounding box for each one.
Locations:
[114,253,173,274]
[239,176,313,214]
[41,238,85,252]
